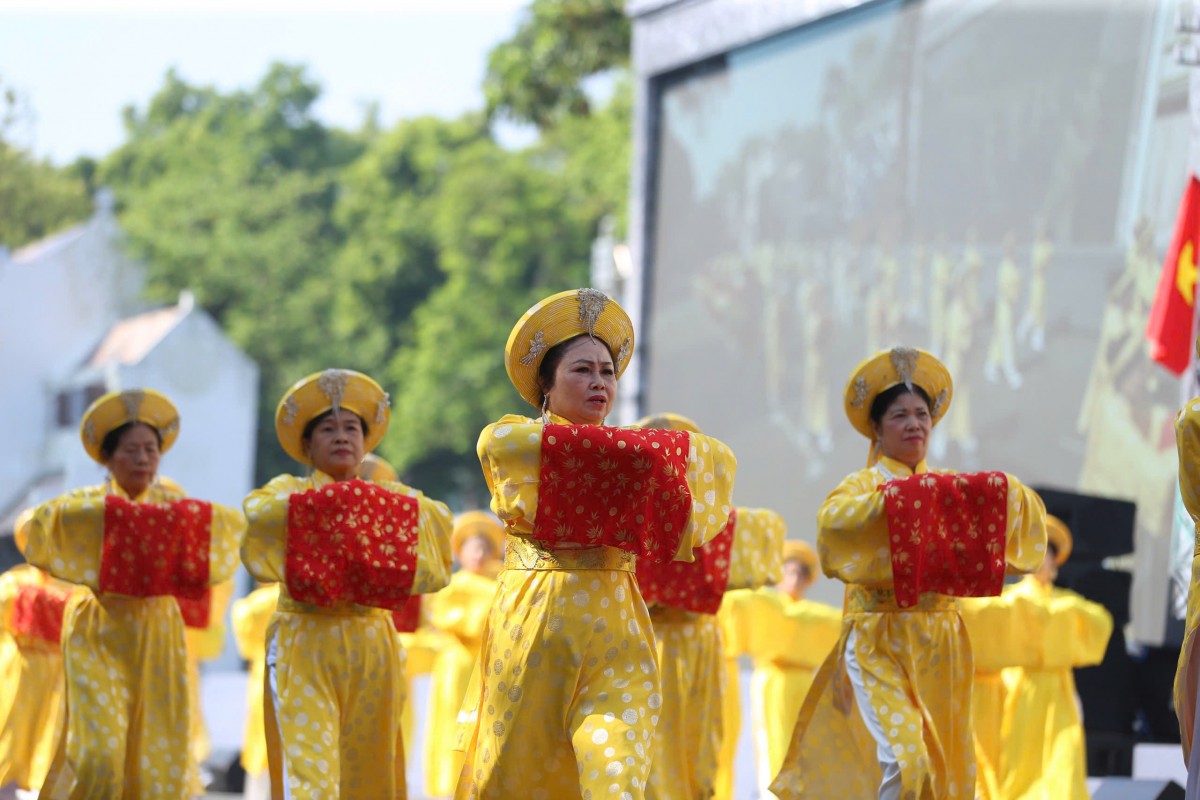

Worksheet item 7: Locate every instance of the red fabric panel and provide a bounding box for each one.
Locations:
[636,509,735,614]
[286,479,420,610]
[175,588,213,629]
[99,496,212,598]
[391,595,422,633]
[882,471,1009,609]
[533,424,693,562]
[12,582,70,644]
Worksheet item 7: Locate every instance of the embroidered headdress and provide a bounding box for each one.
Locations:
[504,288,635,410]
[80,388,180,465]
[274,369,391,466]
[842,346,953,452]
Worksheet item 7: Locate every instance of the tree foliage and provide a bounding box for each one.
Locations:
[484,0,630,128]
[26,0,637,498]
[0,80,93,249]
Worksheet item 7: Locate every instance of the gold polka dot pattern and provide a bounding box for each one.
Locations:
[455,568,661,800]
[724,508,785,590]
[644,609,723,800]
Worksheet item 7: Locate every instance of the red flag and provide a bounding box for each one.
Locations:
[1148,174,1200,375]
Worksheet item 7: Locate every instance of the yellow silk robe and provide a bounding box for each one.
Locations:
[771,456,1046,800]
[24,477,244,800]
[425,570,499,798]
[998,577,1111,800]
[455,414,737,800]
[231,583,280,778]
[1175,399,1200,763]
[958,589,1040,800]
[722,588,841,799]
[714,598,744,800]
[241,470,452,800]
[0,564,72,791]
[183,576,235,795]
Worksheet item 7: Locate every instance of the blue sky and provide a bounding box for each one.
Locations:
[0,0,527,165]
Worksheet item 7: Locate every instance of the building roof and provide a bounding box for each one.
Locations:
[85,292,194,368]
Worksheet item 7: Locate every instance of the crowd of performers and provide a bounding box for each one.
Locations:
[5,284,1185,799]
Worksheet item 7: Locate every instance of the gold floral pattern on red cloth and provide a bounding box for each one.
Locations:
[533,423,692,561]
[175,588,213,628]
[391,594,422,633]
[636,509,735,614]
[99,496,212,598]
[882,471,1009,608]
[285,478,419,610]
[12,581,70,643]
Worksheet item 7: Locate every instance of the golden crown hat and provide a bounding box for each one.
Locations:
[275,369,390,467]
[843,346,953,440]
[504,288,635,410]
[635,412,702,434]
[80,388,180,465]
[451,510,506,557]
[357,452,399,484]
[782,539,818,572]
[13,507,34,557]
[1045,514,1073,566]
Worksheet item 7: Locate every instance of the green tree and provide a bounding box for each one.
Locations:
[0,80,93,249]
[484,0,630,128]
[102,64,364,480]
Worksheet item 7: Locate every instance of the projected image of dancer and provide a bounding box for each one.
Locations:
[984,233,1023,389]
[769,346,1047,800]
[1017,223,1053,352]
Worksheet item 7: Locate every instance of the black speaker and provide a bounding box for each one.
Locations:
[1090,777,1184,799]
[1032,485,1136,560]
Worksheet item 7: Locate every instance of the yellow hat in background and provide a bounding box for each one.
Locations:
[843,346,953,440]
[275,369,390,466]
[80,388,180,465]
[504,288,634,410]
[635,412,702,434]
[357,452,399,484]
[782,539,818,572]
[13,507,34,557]
[1045,514,1073,566]
[451,510,506,557]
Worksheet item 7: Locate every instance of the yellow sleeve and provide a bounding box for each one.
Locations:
[385,481,454,595]
[240,474,304,584]
[675,432,738,560]
[725,508,785,590]
[718,591,754,657]
[429,573,497,643]
[816,468,892,584]
[476,415,542,537]
[207,507,246,586]
[1177,401,1200,521]
[720,588,778,657]
[0,566,35,632]
[23,486,108,587]
[960,591,1041,671]
[1043,589,1113,669]
[232,584,280,662]
[1001,474,1047,575]
[769,599,842,669]
[185,578,237,662]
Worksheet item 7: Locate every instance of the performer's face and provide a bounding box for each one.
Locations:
[779,558,813,600]
[872,391,931,469]
[460,534,495,574]
[105,423,161,498]
[304,411,366,481]
[544,337,617,426]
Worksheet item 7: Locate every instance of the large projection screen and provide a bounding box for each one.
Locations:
[643,0,1188,641]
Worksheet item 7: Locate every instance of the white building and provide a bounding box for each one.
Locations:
[0,190,259,547]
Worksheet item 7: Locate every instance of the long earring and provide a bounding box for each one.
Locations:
[541,395,550,424]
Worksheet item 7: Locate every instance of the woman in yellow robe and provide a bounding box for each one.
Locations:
[240,369,452,799]
[723,540,840,800]
[0,509,70,794]
[24,388,245,800]
[424,512,504,798]
[455,288,737,800]
[1174,396,1200,790]
[231,582,280,800]
[635,413,783,800]
[771,347,1047,800]
[998,517,1112,800]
